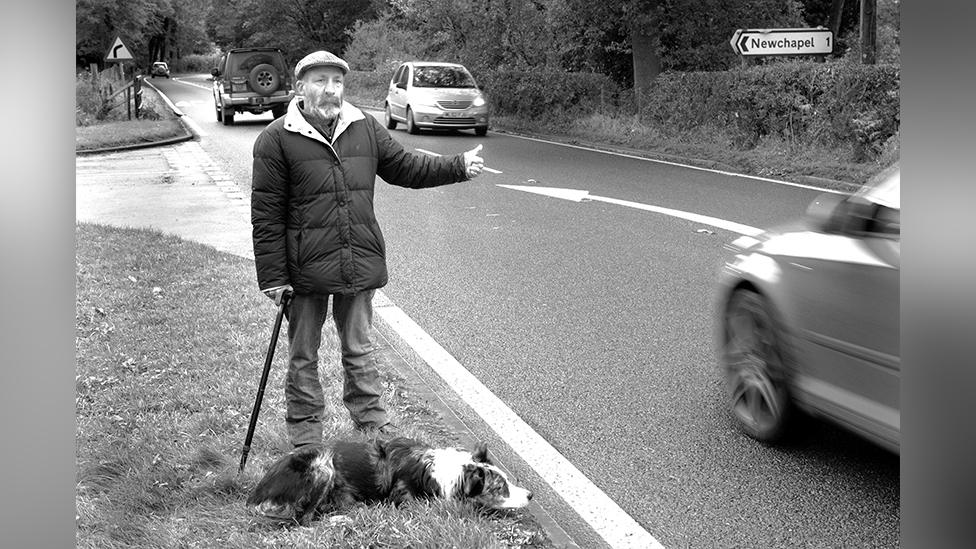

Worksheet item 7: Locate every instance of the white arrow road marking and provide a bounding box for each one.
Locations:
[416,148,502,174]
[498,184,764,236]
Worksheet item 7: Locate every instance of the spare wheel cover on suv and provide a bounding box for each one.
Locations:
[249,64,280,96]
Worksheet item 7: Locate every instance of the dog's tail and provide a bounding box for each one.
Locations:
[246,445,335,524]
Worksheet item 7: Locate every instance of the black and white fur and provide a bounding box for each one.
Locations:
[246,437,532,524]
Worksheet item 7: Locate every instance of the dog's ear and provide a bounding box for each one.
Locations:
[462,464,485,497]
[472,442,490,463]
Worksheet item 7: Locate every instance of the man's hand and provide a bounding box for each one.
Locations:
[463,144,484,179]
[263,284,294,306]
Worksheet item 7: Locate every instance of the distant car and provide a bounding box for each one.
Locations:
[211,47,293,125]
[149,62,170,78]
[715,164,900,453]
[384,61,489,136]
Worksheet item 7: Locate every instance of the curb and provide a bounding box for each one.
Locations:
[75,77,198,156]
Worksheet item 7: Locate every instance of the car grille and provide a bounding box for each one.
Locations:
[437,100,473,110]
[433,117,477,125]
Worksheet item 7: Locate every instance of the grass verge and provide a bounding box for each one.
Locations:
[76,84,187,152]
[76,222,551,549]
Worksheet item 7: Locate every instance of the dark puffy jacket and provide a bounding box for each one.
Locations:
[252,100,467,295]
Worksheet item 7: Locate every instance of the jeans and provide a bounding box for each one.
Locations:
[283,290,388,446]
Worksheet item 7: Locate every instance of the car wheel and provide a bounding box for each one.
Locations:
[385,104,397,129]
[271,104,287,119]
[249,64,280,97]
[722,289,792,443]
[475,126,488,137]
[406,108,419,134]
[222,109,235,126]
[216,105,223,122]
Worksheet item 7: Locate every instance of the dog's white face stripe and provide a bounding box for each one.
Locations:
[426,448,474,498]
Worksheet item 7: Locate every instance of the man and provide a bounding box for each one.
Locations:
[251,51,485,447]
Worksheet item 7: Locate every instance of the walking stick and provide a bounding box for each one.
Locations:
[239,294,290,474]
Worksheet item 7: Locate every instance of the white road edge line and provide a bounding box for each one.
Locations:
[507,134,849,194]
[372,291,665,549]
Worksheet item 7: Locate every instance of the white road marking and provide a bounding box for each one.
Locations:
[181,115,208,137]
[499,184,764,237]
[171,77,213,92]
[506,134,851,194]
[416,149,502,174]
[371,292,665,549]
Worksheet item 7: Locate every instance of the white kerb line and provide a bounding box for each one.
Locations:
[372,293,665,549]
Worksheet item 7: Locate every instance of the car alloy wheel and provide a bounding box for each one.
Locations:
[722,289,792,443]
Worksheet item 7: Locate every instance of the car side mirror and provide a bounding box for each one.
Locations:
[211,68,220,77]
[805,192,845,233]
[395,82,406,90]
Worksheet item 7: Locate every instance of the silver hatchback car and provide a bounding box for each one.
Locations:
[716,164,900,453]
[384,62,489,136]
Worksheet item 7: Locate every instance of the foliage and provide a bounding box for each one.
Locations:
[76,0,214,69]
[639,60,899,161]
[481,69,620,121]
[207,0,378,64]
[172,52,222,73]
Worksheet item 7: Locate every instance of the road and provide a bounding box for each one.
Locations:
[150,75,899,548]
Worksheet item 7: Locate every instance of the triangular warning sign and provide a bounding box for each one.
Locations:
[105,36,134,62]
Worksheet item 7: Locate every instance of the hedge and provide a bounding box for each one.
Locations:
[478,69,620,120]
[640,61,900,159]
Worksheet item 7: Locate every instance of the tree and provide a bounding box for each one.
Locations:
[207,0,378,62]
[76,0,158,67]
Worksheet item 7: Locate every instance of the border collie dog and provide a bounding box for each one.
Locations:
[246,437,533,524]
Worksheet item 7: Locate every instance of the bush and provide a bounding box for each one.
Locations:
[480,69,619,121]
[174,53,221,73]
[639,61,900,160]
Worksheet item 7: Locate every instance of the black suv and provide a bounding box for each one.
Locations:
[211,48,293,125]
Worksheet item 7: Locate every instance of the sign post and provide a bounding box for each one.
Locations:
[730,27,833,57]
[104,36,138,119]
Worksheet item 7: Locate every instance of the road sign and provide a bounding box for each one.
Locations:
[105,36,134,62]
[730,28,833,56]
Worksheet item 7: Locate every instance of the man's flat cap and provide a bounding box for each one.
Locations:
[294,50,349,79]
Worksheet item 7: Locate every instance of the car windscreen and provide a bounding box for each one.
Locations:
[412,66,476,88]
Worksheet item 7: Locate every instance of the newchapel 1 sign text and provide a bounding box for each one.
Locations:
[730,28,833,57]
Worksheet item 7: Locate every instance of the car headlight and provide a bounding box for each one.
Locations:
[472,96,486,107]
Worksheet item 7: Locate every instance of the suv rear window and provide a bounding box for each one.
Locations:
[227,51,287,75]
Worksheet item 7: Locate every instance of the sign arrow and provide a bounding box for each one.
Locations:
[729,29,743,54]
[105,36,134,62]
[498,184,763,236]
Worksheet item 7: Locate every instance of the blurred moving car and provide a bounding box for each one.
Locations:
[384,61,489,136]
[149,61,170,78]
[716,164,900,453]
[211,47,293,125]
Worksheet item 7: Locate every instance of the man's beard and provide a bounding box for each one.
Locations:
[304,98,341,121]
